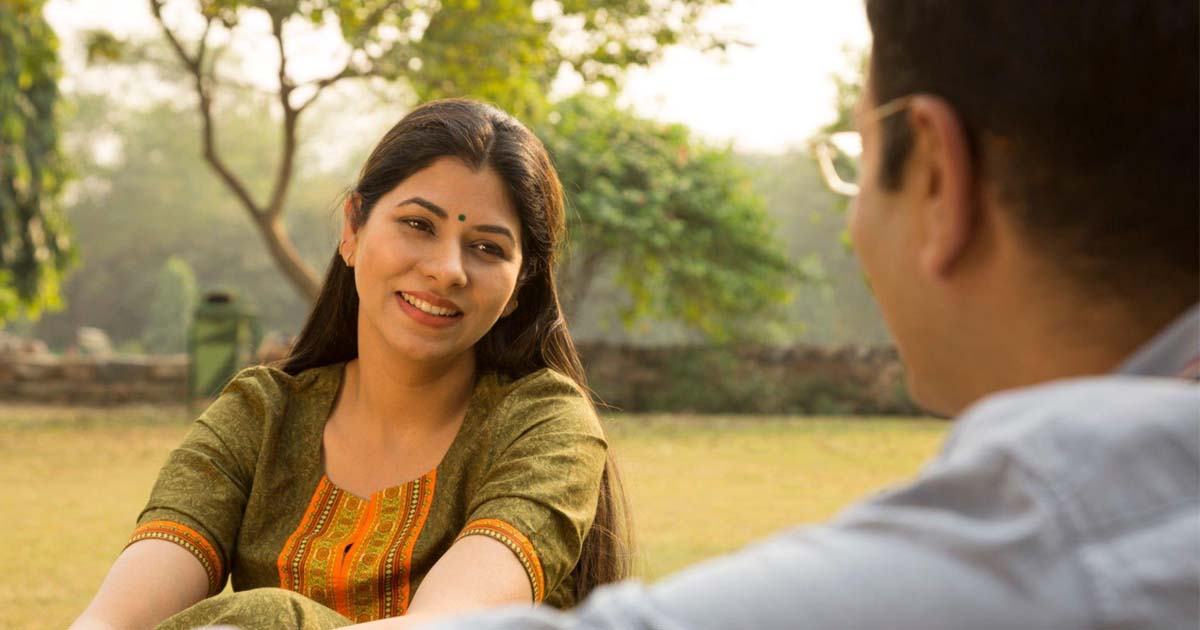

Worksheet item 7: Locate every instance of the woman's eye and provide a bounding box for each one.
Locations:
[402,218,432,233]
[473,242,506,258]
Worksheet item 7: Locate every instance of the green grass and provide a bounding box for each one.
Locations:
[0,406,946,630]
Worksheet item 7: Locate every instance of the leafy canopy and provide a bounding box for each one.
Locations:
[0,0,74,324]
[542,95,797,340]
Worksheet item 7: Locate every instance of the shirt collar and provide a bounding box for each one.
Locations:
[1115,303,1200,380]
[945,304,1200,454]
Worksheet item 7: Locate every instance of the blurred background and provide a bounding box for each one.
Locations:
[1,2,942,627]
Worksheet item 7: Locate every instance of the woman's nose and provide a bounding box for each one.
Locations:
[417,242,468,289]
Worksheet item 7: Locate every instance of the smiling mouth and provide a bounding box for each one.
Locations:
[398,292,462,318]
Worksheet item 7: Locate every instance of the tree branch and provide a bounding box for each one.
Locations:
[294,4,408,113]
[149,0,264,218]
[295,64,368,112]
[254,214,321,300]
[265,11,297,218]
[148,0,198,72]
[195,13,212,66]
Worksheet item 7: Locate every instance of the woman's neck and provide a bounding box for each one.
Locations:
[342,343,477,437]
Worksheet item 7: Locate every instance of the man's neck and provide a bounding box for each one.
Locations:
[940,285,1182,415]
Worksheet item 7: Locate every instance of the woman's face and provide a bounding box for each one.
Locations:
[342,157,524,365]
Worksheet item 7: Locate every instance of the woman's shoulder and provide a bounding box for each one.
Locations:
[205,362,343,423]
[475,368,601,437]
[228,362,341,394]
[496,366,586,397]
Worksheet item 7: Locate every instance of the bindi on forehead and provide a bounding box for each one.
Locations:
[458,214,466,222]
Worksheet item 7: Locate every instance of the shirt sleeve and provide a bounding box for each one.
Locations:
[126,368,275,596]
[456,371,607,604]
[427,426,1096,630]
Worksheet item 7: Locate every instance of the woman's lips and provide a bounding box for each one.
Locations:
[396,292,463,329]
[400,290,462,313]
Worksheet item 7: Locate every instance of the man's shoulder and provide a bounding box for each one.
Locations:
[952,376,1199,458]
[946,376,1198,538]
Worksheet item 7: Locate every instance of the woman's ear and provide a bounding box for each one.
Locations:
[340,195,360,267]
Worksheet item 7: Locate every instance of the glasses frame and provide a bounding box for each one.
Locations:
[811,96,913,198]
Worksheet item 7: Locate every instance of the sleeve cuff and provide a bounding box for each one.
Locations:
[456,518,546,602]
[127,520,225,596]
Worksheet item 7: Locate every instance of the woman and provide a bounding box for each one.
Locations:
[72,99,632,630]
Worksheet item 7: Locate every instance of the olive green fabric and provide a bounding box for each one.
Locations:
[135,363,606,627]
[157,588,351,630]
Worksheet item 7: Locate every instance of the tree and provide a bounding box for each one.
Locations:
[143,256,198,354]
[91,0,731,302]
[0,0,74,324]
[34,91,345,349]
[542,95,796,340]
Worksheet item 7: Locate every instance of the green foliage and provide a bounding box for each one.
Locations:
[0,0,75,324]
[143,256,198,354]
[179,0,730,117]
[414,0,554,120]
[541,95,797,340]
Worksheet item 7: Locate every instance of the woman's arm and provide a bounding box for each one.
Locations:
[345,535,532,629]
[348,371,608,629]
[70,539,209,630]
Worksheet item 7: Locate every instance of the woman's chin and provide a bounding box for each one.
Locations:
[378,335,472,366]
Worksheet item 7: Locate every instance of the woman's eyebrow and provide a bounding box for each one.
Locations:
[475,225,515,243]
[397,196,515,243]
[396,196,447,219]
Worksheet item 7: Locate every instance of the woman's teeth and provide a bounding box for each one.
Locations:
[400,292,460,317]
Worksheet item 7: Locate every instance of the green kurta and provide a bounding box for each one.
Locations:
[129,363,606,628]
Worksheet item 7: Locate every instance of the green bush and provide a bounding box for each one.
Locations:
[142,257,196,354]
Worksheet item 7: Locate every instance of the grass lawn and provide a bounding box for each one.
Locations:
[0,406,946,629]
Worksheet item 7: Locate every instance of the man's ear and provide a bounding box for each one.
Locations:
[905,96,977,280]
[340,195,360,267]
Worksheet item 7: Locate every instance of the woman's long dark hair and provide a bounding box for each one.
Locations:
[281,99,633,599]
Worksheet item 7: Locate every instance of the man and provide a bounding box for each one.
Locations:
[425,1,1199,628]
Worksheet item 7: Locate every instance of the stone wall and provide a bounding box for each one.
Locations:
[0,354,188,405]
[579,343,920,415]
[0,344,920,415]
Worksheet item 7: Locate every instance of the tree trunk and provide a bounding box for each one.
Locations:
[150,0,372,307]
[255,215,322,301]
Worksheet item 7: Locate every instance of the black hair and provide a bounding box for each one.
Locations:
[866,0,1199,310]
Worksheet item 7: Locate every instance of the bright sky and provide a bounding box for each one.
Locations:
[45,0,870,154]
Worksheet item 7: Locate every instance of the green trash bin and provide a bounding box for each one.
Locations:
[188,291,260,407]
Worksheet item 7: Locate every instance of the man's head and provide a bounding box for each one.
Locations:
[851,1,1198,414]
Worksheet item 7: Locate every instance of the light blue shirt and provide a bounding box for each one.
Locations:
[430,305,1200,629]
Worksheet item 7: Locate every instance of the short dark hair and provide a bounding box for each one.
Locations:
[866,1,1198,308]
